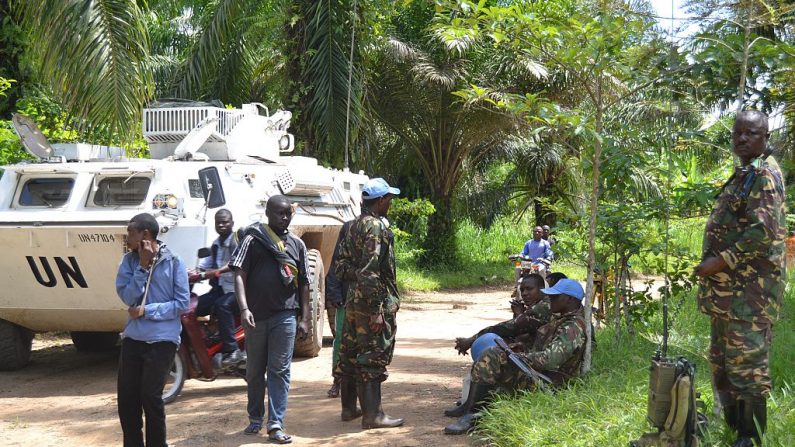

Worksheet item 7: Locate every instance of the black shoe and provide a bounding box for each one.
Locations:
[222,349,243,367]
[359,381,404,429]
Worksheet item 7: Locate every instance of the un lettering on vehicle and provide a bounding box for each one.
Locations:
[26,256,88,288]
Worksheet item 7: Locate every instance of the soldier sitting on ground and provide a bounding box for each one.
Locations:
[444,278,588,435]
[445,274,550,417]
[455,274,549,361]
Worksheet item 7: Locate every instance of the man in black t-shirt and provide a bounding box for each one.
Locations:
[230,195,311,444]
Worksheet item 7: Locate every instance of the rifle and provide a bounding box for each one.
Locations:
[494,337,553,385]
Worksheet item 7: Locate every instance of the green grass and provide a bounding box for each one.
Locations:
[396,217,586,292]
[476,274,795,446]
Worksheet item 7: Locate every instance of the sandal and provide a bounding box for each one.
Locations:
[268,428,293,444]
[243,422,262,435]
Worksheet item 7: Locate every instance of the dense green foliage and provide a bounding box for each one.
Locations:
[477,274,795,446]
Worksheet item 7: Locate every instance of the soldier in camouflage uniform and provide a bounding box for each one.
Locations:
[454,274,550,361]
[334,178,404,429]
[444,274,549,417]
[694,111,786,447]
[444,279,588,435]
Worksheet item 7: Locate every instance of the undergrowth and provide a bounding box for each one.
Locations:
[476,275,795,446]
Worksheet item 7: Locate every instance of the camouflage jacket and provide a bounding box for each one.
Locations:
[335,208,399,315]
[698,156,786,324]
[475,297,552,341]
[523,308,587,387]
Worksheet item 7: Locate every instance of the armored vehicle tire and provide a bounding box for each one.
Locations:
[70,331,120,352]
[0,319,33,371]
[293,249,325,358]
[163,351,187,404]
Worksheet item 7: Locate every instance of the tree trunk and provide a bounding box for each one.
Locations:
[582,86,603,374]
[736,0,752,112]
[421,193,458,267]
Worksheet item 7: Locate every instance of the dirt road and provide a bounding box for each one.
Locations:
[0,287,513,447]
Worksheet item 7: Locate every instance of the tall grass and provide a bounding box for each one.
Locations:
[477,273,795,446]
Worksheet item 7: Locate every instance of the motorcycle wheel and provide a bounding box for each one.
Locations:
[163,351,186,404]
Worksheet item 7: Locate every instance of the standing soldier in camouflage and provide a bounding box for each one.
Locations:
[335,178,404,429]
[694,110,786,447]
[444,279,588,435]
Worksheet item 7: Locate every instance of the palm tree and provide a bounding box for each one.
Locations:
[14,0,365,157]
[366,35,538,264]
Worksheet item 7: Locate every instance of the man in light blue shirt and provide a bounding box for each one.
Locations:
[116,213,189,447]
[196,209,242,365]
[520,226,553,261]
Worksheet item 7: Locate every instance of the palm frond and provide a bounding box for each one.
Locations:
[171,0,249,100]
[16,0,153,141]
[304,0,363,163]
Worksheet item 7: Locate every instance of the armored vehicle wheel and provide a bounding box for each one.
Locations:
[70,331,119,352]
[163,351,187,404]
[294,249,325,358]
[0,319,33,371]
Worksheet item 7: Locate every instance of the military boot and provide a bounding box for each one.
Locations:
[732,397,766,447]
[443,382,492,435]
[340,377,362,421]
[720,392,739,433]
[359,381,404,429]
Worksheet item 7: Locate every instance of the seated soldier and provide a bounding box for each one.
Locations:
[445,274,549,417]
[455,274,549,361]
[444,279,588,435]
[546,271,567,287]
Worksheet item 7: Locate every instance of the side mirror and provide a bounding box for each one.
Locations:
[198,166,226,209]
[197,247,212,259]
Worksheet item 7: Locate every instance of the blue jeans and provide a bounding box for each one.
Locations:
[245,310,297,432]
[196,287,238,353]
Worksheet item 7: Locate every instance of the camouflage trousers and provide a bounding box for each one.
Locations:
[334,308,397,383]
[470,346,535,391]
[709,316,772,399]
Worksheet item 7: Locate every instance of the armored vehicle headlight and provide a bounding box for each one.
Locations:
[153,194,180,209]
[279,135,290,150]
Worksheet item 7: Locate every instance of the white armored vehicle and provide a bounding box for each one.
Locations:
[0,100,367,370]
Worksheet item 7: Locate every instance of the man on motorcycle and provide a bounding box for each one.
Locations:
[195,209,243,366]
[520,226,553,274]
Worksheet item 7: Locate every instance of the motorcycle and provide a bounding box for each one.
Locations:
[162,247,247,404]
[508,254,550,282]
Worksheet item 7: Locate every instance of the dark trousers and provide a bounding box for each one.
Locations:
[118,338,177,447]
[196,287,239,353]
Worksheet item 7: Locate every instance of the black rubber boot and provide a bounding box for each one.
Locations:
[444,382,492,435]
[340,377,362,421]
[359,381,404,429]
[444,401,467,418]
[720,392,739,433]
[732,396,766,447]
